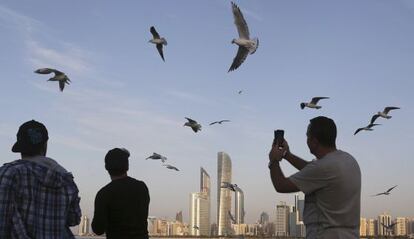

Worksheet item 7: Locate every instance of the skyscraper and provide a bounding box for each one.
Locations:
[395,217,407,236]
[360,218,367,236]
[176,211,183,223]
[378,213,392,236]
[190,167,211,236]
[235,188,245,224]
[367,219,376,236]
[294,194,305,221]
[217,152,232,236]
[259,212,270,225]
[78,215,89,236]
[275,201,290,236]
[190,192,209,236]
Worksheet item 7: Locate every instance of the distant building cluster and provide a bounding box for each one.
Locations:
[78,151,414,238]
[360,213,414,237]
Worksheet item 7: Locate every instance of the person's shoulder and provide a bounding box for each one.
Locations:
[128,177,148,188]
[0,160,34,174]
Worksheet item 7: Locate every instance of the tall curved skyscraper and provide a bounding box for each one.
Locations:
[235,188,244,224]
[217,152,232,236]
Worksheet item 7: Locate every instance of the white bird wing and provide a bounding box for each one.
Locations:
[231,2,250,39]
[228,46,249,72]
[383,106,400,114]
[310,97,329,105]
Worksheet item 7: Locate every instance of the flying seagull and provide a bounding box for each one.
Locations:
[210,120,231,126]
[238,90,243,94]
[221,182,238,192]
[228,2,259,72]
[146,152,167,163]
[300,97,329,109]
[370,106,400,124]
[34,68,71,92]
[228,211,236,224]
[163,164,179,171]
[381,222,398,231]
[149,26,167,61]
[371,185,398,197]
[184,117,202,133]
[354,123,380,135]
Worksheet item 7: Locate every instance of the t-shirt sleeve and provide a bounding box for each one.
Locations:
[289,160,331,194]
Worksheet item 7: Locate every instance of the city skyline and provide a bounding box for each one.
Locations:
[1,0,414,229]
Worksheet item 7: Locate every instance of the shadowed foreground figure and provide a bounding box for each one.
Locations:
[268,116,361,239]
[92,148,150,239]
[0,120,81,238]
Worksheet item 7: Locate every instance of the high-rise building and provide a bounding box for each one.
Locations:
[235,188,245,224]
[367,219,376,236]
[378,213,392,236]
[395,217,407,236]
[275,201,290,236]
[217,152,232,236]
[289,210,298,237]
[294,194,305,221]
[190,167,211,236]
[259,212,270,225]
[176,211,183,223]
[360,218,367,236]
[78,215,89,236]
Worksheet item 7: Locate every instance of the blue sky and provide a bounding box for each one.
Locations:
[1,0,414,225]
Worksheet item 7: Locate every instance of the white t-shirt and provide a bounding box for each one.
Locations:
[289,150,361,239]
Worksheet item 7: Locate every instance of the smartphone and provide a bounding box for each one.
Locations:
[274,130,284,147]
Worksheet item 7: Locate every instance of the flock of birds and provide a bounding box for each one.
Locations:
[30,1,403,218]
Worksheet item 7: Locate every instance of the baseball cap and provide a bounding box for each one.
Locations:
[12,120,49,154]
[105,148,130,173]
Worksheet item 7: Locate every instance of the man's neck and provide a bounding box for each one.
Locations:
[110,174,128,181]
[315,147,337,159]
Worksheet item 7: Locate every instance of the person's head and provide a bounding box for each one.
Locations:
[12,120,49,157]
[105,148,130,177]
[306,116,337,156]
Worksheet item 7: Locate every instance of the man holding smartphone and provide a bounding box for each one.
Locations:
[268,116,361,239]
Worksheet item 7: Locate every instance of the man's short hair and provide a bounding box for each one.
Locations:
[308,116,337,147]
[105,148,130,176]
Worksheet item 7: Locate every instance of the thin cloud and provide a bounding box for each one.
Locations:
[0,4,41,35]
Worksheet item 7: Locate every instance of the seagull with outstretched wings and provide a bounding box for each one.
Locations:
[210,120,231,126]
[354,123,380,135]
[370,106,400,124]
[146,152,167,163]
[300,97,329,109]
[371,185,397,197]
[149,26,167,61]
[228,2,259,72]
[184,117,202,133]
[35,68,71,92]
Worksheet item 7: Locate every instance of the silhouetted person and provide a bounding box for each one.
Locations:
[92,148,150,239]
[0,120,81,238]
[268,116,361,238]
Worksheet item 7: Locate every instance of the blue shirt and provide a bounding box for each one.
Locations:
[0,158,81,239]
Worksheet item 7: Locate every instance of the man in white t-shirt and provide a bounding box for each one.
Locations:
[268,116,361,239]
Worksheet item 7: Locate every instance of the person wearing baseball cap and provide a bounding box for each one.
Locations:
[0,120,81,238]
[92,148,150,239]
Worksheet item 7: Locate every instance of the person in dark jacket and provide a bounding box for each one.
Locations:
[92,148,150,239]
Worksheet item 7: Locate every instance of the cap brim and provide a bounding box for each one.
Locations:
[11,141,22,153]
